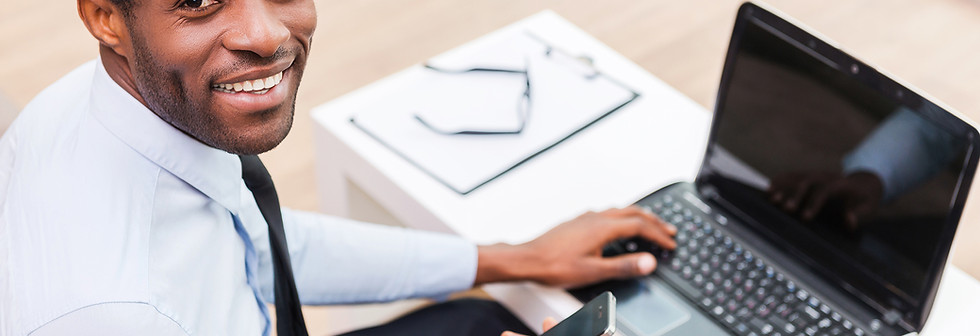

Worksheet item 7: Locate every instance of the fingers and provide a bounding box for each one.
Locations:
[602,207,677,249]
[542,317,558,331]
[502,316,559,336]
[784,177,817,212]
[801,182,842,220]
[605,217,677,250]
[591,252,658,280]
[768,173,802,203]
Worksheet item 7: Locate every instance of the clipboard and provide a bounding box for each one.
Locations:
[350,31,639,195]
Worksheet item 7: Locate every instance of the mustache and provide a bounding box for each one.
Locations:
[209,47,298,81]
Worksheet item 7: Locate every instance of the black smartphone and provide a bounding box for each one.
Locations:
[541,291,616,336]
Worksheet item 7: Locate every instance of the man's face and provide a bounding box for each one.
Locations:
[123,0,316,155]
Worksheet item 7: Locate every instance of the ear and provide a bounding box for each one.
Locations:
[77,0,132,58]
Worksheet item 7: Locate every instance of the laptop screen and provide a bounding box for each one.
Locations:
[699,4,978,324]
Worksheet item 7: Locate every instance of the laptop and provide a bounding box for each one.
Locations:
[570,2,980,336]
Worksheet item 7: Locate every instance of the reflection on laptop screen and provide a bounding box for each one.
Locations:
[703,17,972,308]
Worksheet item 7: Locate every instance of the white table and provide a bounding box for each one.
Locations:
[311,11,980,336]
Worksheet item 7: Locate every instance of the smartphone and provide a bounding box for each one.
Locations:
[541,291,616,336]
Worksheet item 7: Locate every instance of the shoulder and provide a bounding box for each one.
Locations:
[0,61,166,333]
[25,302,189,336]
[10,60,96,134]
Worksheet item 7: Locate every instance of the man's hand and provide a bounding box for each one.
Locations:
[476,207,677,289]
[768,171,884,231]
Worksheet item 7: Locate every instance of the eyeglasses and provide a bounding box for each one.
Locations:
[413,64,532,135]
[414,38,599,136]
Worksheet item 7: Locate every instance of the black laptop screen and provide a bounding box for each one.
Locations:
[701,14,974,313]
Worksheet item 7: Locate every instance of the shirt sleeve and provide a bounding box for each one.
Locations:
[842,107,961,202]
[29,302,189,336]
[251,208,478,305]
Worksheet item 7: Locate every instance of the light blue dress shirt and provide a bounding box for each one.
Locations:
[0,60,478,335]
[842,107,961,202]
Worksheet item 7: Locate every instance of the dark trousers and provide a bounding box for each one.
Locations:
[338,299,535,336]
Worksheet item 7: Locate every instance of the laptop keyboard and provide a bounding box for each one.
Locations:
[611,194,875,336]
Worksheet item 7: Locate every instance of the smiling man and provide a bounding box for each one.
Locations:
[0,0,676,335]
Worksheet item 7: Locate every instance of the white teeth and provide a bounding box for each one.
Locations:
[213,71,284,93]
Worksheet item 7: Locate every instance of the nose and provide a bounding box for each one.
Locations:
[222,1,290,58]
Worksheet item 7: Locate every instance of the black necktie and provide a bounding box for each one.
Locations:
[240,155,309,336]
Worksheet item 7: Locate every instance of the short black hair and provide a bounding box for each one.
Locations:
[108,0,135,16]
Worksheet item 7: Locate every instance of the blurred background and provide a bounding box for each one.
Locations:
[2,0,979,334]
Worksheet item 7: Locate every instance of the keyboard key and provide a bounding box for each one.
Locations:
[735,323,749,334]
[756,304,772,318]
[724,314,737,326]
[768,315,794,334]
[775,304,791,318]
[788,312,806,328]
[749,318,771,333]
[710,255,722,268]
[704,282,717,295]
[869,319,882,332]
[712,272,723,285]
[734,288,746,301]
[745,298,759,310]
[725,299,738,313]
[804,306,820,320]
[819,304,830,315]
[715,292,727,304]
[736,307,752,319]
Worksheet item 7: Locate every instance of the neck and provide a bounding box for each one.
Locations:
[99,45,150,109]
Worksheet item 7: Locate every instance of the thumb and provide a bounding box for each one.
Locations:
[596,252,657,279]
[542,316,559,331]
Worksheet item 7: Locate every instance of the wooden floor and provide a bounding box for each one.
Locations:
[3,0,980,329]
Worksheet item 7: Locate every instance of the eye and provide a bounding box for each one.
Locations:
[181,0,218,10]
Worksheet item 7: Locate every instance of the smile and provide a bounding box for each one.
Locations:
[211,71,284,95]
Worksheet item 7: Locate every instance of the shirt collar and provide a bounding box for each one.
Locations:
[89,59,243,215]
